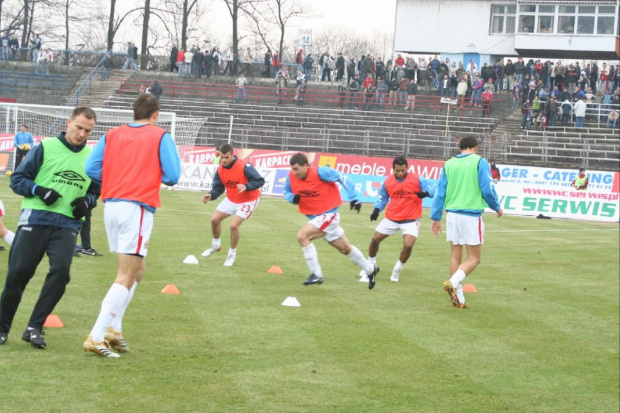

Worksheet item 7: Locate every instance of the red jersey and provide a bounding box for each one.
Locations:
[384,173,423,221]
[218,159,261,204]
[289,167,342,215]
[102,124,165,208]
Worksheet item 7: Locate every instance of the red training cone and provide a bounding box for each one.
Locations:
[44,314,65,328]
[267,265,284,274]
[463,284,477,293]
[161,284,181,294]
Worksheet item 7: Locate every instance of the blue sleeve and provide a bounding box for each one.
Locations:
[430,168,447,221]
[419,176,437,198]
[10,143,44,197]
[85,134,106,183]
[13,133,18,147]
[159,132,181,186]
[283,175,295,203]
[209,170,225,200]
[478,158,501,212]
[27,133,34,145]
[373,183,389,211]
[317,167,357,201]
[243,163,266,192]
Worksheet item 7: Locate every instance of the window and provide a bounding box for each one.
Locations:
[490,4,516,34]
[559,6,575,14]
[597,16,615,34]
[538,16,554,33]
[577,16,595,34]
[539,5,555,13]
[579,6,595,14]
[558,16,575,34]
[599,6,615,14]
[519,15,535,33]
[520,5,536,13]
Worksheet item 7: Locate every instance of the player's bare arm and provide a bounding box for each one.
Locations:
[202,193,212,203]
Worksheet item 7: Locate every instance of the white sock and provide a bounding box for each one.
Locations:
[456,285,466,304]
[348,246,373,274]
[2,230,15,246]
[393,260,404,273]
[212,238,221,249]
[369,256,377,264]
[302,243,322,277]
[110,281,138,332]
[450,269,467,287]
[90,283,129,342]
[228,248,237,256]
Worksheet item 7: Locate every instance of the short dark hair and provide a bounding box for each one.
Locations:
[459,135,478,150]
[393,156,407,168]
[290,153,309,167]
[20,124,28,129]
[133,94,160,121]
[71,107,97,122]
[219,143,233,154]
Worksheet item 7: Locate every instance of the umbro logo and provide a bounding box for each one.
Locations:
[54,171,85,182]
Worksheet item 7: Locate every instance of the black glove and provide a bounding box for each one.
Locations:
[70,196,90,219]
[292,194,301,205]
[350,200,361,213]
[415,191,430,199]
[34,186,62,206]
[370,208,380,222]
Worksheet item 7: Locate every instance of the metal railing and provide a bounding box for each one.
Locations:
[65,50,111,107]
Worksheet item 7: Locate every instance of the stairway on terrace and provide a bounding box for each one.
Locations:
[65,69,133,108]
[106,94,500,161]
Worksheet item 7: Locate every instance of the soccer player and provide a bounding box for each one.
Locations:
[0,107,99,349]
[83,94,181,357]
[13,124,34,170]
[201,143,264,267]
[284,153,380,288]
[365,156,436,283]
[571,167,588,190]
[430,135,503,309]
[0,199,15,249]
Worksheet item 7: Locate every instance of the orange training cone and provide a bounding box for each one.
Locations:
[463,284,477,293]
[161,284,181,294]
[267,265,284,274]
[44,314,65,328]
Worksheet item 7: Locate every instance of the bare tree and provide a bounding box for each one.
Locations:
[105,0,141,51]
[221,0,263,56]
[140,0,151,69]
[246,0,305,60]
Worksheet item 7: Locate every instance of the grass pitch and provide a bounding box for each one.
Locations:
[0,179,618,412]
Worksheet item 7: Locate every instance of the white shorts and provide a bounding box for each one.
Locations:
[216,197,260,220]
[446,212,484,246]
[309,212,344,242]
[376,218,420,237]
[104,201,154,257]
[0,199,4,217]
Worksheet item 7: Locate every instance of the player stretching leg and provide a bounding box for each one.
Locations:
[365,156,435,283]
[430,136,502,309]
[284,153,379,289]
[201,143,264,267]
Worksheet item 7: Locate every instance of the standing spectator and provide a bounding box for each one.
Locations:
[481,89,493,117]
[83,95,180,358]
[132,43,138,66]
[295,49,304,73]
[262,49,272,78]
[560,98,572,126]
[348,76,360,109]
[514,57,525,85]
[472,75,483,106]
[337,79,347,108]
[388,76,399,107]
[430,136,503,309]
[170,45,178,72]
[295,79,307,106]
[200,143,265,267]
[404,78,418,112]
[204,49,212,78]
[240,47,253,75]
[283,153,379,288]
[211,47,222,75]
[184,48,194,78]
[512,83,521,109]
[573,98,586,127]
[361,74,376,111]
[272,52,280,78]
[376,77,388,110]
[504,59,515,92]
[235,73,248,103]
[13,124,34,170]
[122,42,137,70]
[35,48,47,75]
[101,54,114,80]
[548,96,558,126]
[366,156,435,283]
[193,48,204,79]
[176,48,185,77]
[275,71,287,104]
[45,48,53,75]
[9,35,19,61]
[222,48,234,76]
[1,32,9,61]
[606,109,618,128]
[346,58,356,84]
[363,54,374,80]
[418,57,427,87]
[439,74,450,97]
[520,99,531,129]
[335,52,345,82]
[303,54,314,80]
[30,33,41,63]
[457,76,468,106]
[0,107,100,349]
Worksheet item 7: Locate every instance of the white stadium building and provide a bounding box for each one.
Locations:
[394,0,620,66]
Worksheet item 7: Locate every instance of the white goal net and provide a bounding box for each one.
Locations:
[0,102,206,175]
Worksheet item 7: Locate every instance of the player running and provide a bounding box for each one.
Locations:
[364,156,436,283]
[201,143,265,267]
[430,136,502,309]
[284,153,379,288]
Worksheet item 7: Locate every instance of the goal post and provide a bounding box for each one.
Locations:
[0,102,206,175]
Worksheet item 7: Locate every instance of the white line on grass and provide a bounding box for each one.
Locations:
[487,228,619,233]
